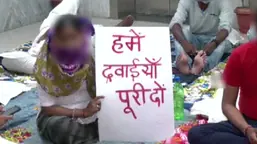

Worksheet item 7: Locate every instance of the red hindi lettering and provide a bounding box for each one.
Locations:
[112,36,123,54]
[102,57,161,83]
[102,65,113,83]
[102,64,134,83]
[116,90,137,119]
[114,65,129,78]
[141,57,162,79]
[149,81,166,107]
[125,29,145,52]
[129,58,140,81]
[112,29,145,54]
[116,83,151,119]
[131,83,151,105]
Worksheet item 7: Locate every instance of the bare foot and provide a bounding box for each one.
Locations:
[176,53,190,74]
[191,51,205,75]
[116,15,134,27]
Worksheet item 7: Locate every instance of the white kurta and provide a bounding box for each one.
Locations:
[169,0,233,35]
[29,0,101,57]
[38,81,97,124]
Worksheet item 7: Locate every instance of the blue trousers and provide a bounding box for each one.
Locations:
[188,117,257,144]
[174,28,233,71]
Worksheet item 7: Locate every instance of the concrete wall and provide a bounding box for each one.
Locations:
[0,0,247,32]
[117,0,179,22]
[117,0,135,18]
[0,0,118,33]
[0,0,51,33]
[116,0,244,29]
[79,0,113,18]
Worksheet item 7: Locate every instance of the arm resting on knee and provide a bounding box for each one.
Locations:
[215,0,231,46]
[214,29,229,46]
[41,106,83,118]
[222,85,248,133]
[171,24,189,47]
[169,0,190,47]
[38,86,90,118]
[222,49,249,133]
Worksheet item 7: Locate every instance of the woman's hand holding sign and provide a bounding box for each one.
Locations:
[83,96,105,117]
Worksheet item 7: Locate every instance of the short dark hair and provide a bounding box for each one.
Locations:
[53,14,95,36]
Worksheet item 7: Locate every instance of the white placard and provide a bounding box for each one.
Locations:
[95,27,174,142]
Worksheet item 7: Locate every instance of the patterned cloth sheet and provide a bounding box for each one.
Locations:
[183,62,226,110]
[162,62,227,144]
[0,41,226,144]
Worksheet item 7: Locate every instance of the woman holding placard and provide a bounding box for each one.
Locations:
[35,14,104,144]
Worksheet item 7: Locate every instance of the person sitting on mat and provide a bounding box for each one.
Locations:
[188,9,257,144]
[170,0,233,75]
[0,106,12,128]
[35,15,104,144]
[1,0,134,75]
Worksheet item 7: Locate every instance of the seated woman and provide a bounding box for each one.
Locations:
[188,10,257,143]
[1,0,134,74]
[170,0,233,75]
[35,15,104,144]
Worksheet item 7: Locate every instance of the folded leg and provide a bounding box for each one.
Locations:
[37,113,98,144]
[188,121,248,144]
[205,40,232,71]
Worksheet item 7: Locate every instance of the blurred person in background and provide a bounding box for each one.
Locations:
[1,0,134,75]
[29,0,134,58]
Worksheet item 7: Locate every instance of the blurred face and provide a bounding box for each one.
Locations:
[52,27,84,49]
[49,27,91,73]
[196,0,211,4]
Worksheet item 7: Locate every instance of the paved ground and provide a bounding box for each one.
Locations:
[0,17,167,53]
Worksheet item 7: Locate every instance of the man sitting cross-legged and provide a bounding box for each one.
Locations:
[170,0,233,75]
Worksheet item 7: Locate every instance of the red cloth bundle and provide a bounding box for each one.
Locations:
[159,119,208,144]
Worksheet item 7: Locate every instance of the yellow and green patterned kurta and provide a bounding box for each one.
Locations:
[34,42,96,98]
